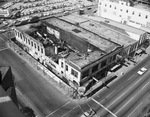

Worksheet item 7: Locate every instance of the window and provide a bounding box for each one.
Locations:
[139,13,141,17]
[114,6,116,9]
[99,2,101,5]
[41,48,43,53]
[26,38,27,43]
[101,60,107,68]
[113,55,116,61]
[145,15,148,19]
[71,69,78,78]
[132,11,134,15]
[110,5,111,8]
[109,56,113,63]
[105,4,107,7]
[20,33,22,39]
[28,39,30,45]
[34,43,36,48]
[120,9,122,11]
[61,62,63,68]
[66,65,68,71]
[38,46,40,51]
[126,10,128,13]
[92,64,98,73]
[82,69,89,79]
[31,41,33,46]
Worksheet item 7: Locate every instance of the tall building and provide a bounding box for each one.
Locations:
[0,66,18,107]
[97,0,150,32]
[0,66,25,117]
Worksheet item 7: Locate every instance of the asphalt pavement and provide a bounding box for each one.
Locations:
[0,34,79,117]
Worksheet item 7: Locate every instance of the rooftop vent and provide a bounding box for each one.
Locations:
[72,29,81,33]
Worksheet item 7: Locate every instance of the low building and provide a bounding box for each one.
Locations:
[97,0,150,32]
[60,14,149,59]
[12,17,123,88]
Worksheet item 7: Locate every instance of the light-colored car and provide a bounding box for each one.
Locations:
[137,67,147,75]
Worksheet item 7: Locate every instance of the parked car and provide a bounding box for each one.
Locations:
[137,67,147,75]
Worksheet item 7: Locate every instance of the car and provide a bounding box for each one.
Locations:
[137,67,147,75]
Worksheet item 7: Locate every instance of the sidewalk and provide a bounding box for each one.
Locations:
[114,47,150,78]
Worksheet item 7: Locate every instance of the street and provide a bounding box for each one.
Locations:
[64,53,150,117]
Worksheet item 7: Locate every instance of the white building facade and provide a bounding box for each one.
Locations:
[97,0,150,30]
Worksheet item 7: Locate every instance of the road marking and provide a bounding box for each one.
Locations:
[107,76,143,108]
[0,47,9,52]
[46,101,71,117]
[91,98,117,117]
[127,102,142,117]
[61,106,77,117]
[100,90,116,103]
[128,75,135,80]
[142,81,149,90]
[115,96,134,114]
[0,36,5,41]
[106,90,116,98]
[115,82,149,114]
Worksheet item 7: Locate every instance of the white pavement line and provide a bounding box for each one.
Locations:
[106,90,116,98]
[15,87,30,106]
[61,106,77,117]
[128,75,135,80]
[46,101,71,117]
[91,98,117,117]
[115,96,134,114]
[127,102,142,117]
[0,47,9,52]
[142,81,149,90]
[115,82,149,114]
[107,77,143,108]
[0,36,5,41]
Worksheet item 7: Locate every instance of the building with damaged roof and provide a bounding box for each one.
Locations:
[12,17,123,87]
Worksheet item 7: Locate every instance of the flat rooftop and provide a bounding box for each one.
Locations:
[44,17,120,53]
[60,14,138,46]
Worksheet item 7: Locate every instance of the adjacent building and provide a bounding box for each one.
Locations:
[97,0,150,32]
[61,14,149,57]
